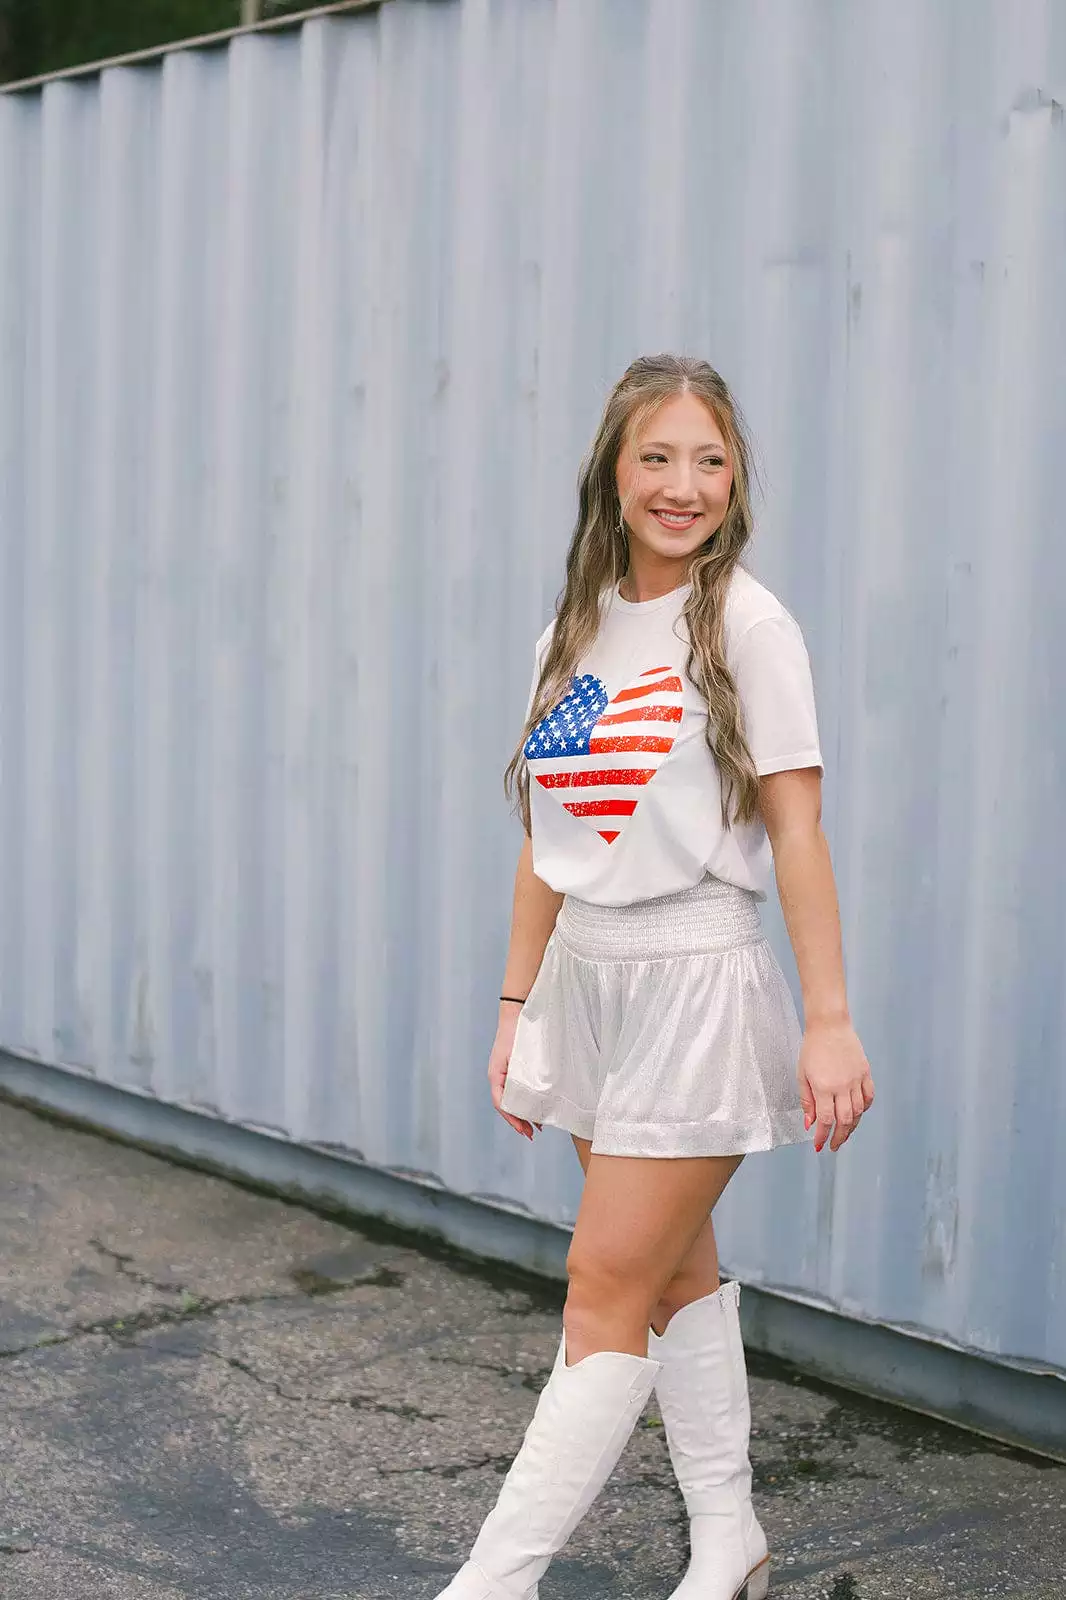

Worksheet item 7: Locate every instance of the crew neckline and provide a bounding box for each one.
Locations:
[612,578,692,613]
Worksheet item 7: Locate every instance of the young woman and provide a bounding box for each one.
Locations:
[434,355,874,1600]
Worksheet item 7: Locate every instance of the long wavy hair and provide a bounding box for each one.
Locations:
[505,354,762,833]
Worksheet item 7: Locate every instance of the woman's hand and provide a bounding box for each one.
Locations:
[488,1006,542,1141]
[798,1017,875,1153]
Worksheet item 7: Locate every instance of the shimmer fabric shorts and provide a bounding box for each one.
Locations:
[499,873,810,1158]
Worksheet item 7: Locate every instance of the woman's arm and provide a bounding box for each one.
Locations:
[758,767,875,1153]
[490,834,564,1139]
[499,833,564,1009]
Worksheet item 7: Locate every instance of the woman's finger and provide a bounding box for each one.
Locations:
[487,1058,509,1105]
[799,1075,817,1132]
[861,1073,876,1108]
[829,1091,855,1151]
[850,1085,866,1127]
[813,1091,835,1152]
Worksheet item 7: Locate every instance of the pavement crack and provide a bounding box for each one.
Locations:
[87,1238,186,1296]
[0,1259,403,1363]
[427,1353,551,1393]
[378,1452,516,1481]
[0,1331,77,1360]
[205,1350,444,1421]
[0,1289,286,1360]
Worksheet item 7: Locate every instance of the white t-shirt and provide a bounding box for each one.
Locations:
[522,568,822,905]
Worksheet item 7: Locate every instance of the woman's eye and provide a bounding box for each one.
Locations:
[639,452,725,467]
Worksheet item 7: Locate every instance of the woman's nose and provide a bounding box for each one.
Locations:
[663,467,696,503]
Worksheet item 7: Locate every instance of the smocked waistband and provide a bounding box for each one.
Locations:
[555,873,763,962]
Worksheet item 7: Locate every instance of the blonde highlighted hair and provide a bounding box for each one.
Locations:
[505,354,761,832]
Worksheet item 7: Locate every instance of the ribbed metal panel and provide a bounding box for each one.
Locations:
[1,0,1063,1381]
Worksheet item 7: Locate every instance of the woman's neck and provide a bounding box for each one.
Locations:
[618,564,692,604]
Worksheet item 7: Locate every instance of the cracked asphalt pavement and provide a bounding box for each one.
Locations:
[1,1099,1064,1599]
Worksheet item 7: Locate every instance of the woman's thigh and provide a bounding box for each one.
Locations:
[570,1135,740,1331]
[566,1147,743,1314]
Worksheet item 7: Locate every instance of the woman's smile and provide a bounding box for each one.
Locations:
[650,508,701,531]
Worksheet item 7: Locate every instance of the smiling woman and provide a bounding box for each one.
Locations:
[431,354,875,1600]
[617,396,735,561]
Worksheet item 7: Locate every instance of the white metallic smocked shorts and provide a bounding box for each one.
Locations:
[500,872,810,1158]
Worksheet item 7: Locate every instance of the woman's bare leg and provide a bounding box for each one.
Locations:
[561,1138,744,1364]
[570,1134,743,1341]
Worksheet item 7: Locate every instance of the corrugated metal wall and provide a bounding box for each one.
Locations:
[1,0,1064,1381]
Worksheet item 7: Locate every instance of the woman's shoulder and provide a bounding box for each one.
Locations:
[535,572,801,657]
[533,582,611,658]
[724,565,800,646]
[533,616,556,660]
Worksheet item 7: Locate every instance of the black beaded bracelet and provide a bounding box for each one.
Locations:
[499,994,527,1005]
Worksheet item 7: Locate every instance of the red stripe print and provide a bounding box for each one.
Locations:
[611,674,683,703]
[598,830,621,844]
[589,734,675,754]
[562,799,638,819]
[571,767,655,788]
[536,768,656,791]
[641,666,671,675]
[596,703,683,727]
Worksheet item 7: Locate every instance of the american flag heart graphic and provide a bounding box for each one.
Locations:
[524,665,684,843]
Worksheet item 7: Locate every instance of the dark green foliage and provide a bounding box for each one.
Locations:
[0,1,317,86]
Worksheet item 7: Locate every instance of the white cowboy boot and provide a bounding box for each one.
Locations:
[433,1332,661,1599]
[648,1281,770,1600]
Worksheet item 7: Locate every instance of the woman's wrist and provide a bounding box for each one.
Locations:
[803,1002,851,1029]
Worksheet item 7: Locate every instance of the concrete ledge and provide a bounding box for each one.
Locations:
[3,1051,1063,1462]
[740,1280,1066,1465]
[0,1054,572,1283]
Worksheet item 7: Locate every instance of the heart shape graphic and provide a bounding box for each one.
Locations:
[524,665,684,843]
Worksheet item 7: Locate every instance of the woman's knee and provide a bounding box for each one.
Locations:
[564,1241,658,1326]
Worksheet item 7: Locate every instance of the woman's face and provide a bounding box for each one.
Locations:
[615,392,734,567]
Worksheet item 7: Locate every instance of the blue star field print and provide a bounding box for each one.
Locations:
[523,674,608,760]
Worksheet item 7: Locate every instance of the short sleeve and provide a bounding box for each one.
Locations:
[731,614,823,776]
[524,621,554,721]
